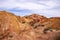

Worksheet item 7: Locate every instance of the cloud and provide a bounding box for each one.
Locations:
[0,0,60,17]
[0,0,48,10]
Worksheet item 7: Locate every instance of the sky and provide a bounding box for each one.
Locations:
[0,0,60,17]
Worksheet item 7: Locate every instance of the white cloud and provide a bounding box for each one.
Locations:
[0,0,48,10]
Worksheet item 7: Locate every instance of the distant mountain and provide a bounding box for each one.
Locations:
[49,17,60,30]
[24,14,48,23]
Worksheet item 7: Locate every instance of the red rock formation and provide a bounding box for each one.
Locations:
[0,11,60,40]
[24,14,47,23]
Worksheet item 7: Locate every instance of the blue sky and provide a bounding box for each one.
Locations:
[0,0,60,17]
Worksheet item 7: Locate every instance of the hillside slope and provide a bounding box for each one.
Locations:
[0,11,60,40]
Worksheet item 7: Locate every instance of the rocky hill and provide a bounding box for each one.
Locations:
[0,11,60,40]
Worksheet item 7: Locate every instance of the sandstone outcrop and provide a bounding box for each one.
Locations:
[0,11,60,40]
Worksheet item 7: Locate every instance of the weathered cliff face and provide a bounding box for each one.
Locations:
[0,11,60,40]
[23,14,48,29]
